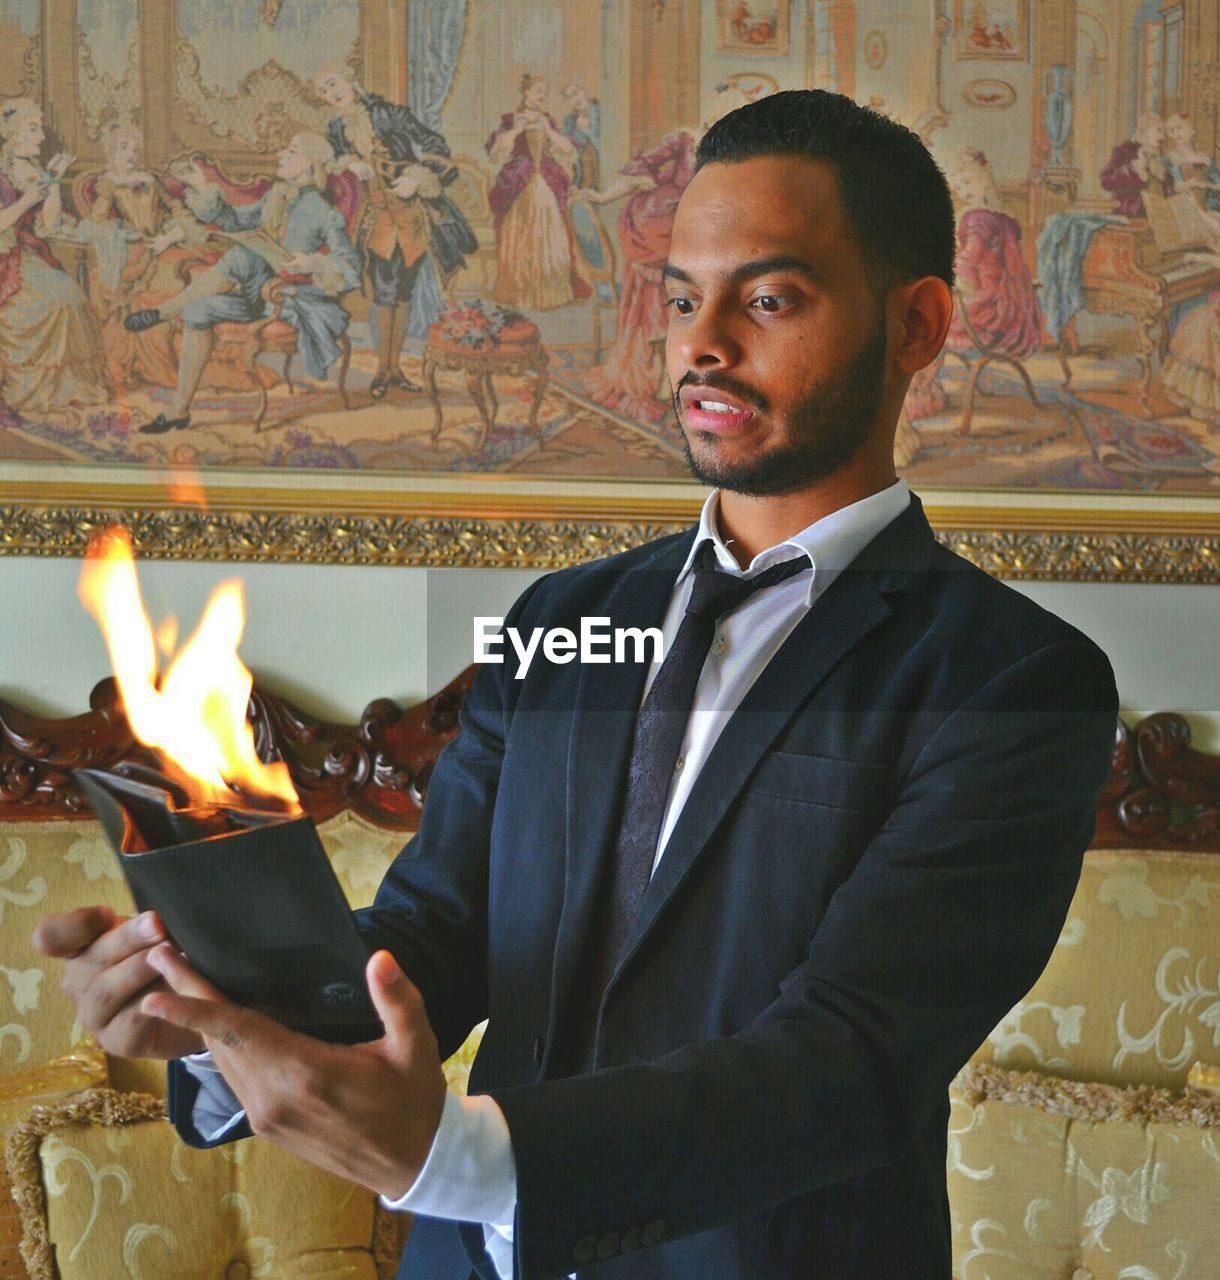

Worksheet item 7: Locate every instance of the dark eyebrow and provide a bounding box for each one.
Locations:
[661,255,821,287]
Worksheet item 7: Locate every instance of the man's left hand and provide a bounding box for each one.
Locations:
[142,944,446,1199]
[390,173,419,200]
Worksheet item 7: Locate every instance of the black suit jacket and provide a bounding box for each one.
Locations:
[171,495,1117,1279]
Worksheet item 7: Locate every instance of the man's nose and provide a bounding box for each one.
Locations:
[670,299,741,372]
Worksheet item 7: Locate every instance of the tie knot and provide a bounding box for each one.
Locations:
[685,541,809,622]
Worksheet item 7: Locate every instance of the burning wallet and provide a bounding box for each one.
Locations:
[74,764,382,1044]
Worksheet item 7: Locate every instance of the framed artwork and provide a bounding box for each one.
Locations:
[952,1,1028,63]
[1,0,1219,580]
[863,31,888,72]
[961,80,1016,111]
[715,1,790,57]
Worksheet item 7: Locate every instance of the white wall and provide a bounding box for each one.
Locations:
[2,557,1217,749]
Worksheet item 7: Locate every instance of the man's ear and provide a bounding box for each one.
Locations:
[889,276,954,376]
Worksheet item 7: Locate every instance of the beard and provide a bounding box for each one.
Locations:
[675,317,889,497]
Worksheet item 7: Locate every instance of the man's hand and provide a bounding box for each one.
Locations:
[47,151,75,179]
[390,173,419,200]
[143,945,446,1200]
[282,251,319,276]
[32,908,205,1060]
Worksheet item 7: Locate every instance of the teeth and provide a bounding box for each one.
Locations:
[697,401,737,413]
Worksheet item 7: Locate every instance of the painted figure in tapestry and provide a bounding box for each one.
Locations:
[946,147,1041,356]
[0,97,108,416]
[486,74,586,311]
[84,121,212,392]
[1100,115,1166,218]
[314,63,477,399]
[561,79,602,190]
[123,131,361,434]
[1164,112,1220,214]
[906,147,1040,430]
[578,129,698,426]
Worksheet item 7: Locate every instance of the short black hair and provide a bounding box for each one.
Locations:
[697,89,956,294]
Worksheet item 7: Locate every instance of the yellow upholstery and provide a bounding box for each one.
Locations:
[0,810,483,1279]
[7,1088,396,1280]
[951,848,1220,1276]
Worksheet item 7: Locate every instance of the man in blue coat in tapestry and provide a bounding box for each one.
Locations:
[39,91,1118,1279]
[314,63,477,399]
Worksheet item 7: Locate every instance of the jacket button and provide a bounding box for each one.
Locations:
[532,1036,544,1065]
[620,1225,642,1254]
[573,1235,598,1265]
[641,1218,666,1246]
[597,1231,620,1259]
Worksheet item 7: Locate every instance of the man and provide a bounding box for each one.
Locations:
[124,131,361,435]
[314,64,477,399]
[37,92,1117,1278]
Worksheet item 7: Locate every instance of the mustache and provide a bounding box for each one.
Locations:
[673,372,769,415]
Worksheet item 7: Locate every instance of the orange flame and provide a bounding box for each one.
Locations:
[78,526,299,812]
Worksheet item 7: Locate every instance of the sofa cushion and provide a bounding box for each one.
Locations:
[1,1043,108,1280]
[948,1061,1220,1279]
[6,1088,403,1280]
[974,848,1220,1090]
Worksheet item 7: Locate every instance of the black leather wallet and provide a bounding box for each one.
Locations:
[74,767,382,1043]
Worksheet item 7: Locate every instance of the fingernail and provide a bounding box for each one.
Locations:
[146,944,167,970]
[139,913,162,941]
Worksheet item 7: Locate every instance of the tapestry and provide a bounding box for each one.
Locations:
[1,0,1218,495]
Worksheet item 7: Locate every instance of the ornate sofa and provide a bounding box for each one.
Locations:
[2,676,1217,1278]
[948,713,1220,1278]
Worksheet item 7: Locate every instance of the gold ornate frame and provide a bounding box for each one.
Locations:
[2,473,1219,580]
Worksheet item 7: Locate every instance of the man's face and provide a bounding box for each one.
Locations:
[277,137,310,181]
[665,155,890,497]
[315,72,355,109]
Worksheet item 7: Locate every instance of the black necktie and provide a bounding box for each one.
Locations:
[564,540,810,1073]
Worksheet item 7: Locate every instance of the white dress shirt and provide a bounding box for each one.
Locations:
[187,479,911,1279]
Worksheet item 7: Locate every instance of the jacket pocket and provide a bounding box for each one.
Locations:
[747,751,889,811]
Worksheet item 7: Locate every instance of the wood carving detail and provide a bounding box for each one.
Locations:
[1094,713,1220,849]
[0,668,476,832]
[2,671,1215,850]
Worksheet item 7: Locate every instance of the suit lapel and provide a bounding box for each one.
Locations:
[547,533,696,1037]
[615,496,936,978]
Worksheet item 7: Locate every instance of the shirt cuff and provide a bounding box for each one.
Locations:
[181,1050,248,1143]
[379,1089,517,1228]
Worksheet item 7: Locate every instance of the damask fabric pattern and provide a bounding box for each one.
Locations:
[973,848,1220,1091]
[0,1043,109,1279]
[947,1063,1220,1280]
[947,846,1220,1278]
[11,1089,385,1280]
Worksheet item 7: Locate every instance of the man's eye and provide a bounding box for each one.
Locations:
[666,297,695,315]
[751,294,789,313]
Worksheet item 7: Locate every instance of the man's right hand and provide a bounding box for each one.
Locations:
[32,908,205,1060]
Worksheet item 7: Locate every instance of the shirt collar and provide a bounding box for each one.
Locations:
[676,479,911,607]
